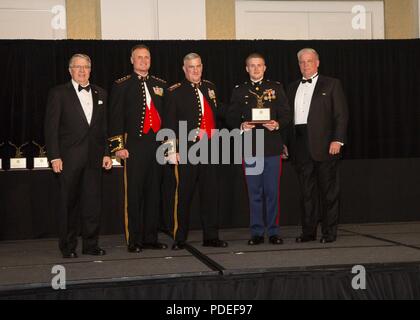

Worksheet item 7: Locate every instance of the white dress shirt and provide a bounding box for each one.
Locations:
[197,88,205,115]
[72,79,93,125]
[141,79,153,110]
[294,74,319,125]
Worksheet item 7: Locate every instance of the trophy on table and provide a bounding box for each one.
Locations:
[248,89,271,125]
[0,142,4,170]
[9,141,29,169]
[32,141,49,169]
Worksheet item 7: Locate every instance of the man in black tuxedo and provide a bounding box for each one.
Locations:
[165,53,228,250]
[285,48,348,243]
[108,44,168,253]
[44,54,112,258]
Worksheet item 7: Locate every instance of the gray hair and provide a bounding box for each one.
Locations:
[68,53,91,68]
[297,48,319,61]
[183,52,201,64]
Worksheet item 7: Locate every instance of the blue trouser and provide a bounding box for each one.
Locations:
[244,156,281,237]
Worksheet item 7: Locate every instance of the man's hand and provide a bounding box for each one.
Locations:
[241,122,255,132]
[329,142,342,155]
[281,145,289,159]
[115,149,129,159]
[102,156,112,170]
[262,120,279,131]
[51,159,63,173]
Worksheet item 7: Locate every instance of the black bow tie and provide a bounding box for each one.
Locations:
[301,74,318,84]
[78,84,91,92]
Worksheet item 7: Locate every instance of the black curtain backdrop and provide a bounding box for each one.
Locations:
[1,39,420,160]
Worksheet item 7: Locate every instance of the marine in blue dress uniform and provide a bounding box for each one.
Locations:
[226,53,291,245]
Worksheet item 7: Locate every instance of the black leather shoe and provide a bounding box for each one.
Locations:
[269,235,284,245]
[142,242,168,250]
[248,236,264,245]
[82,247,106,256]
[202,239,228,248]
[62,251,78,259]
[172,241,186,250]
[296,235,316,243]
[127,244,142,253]
[320,236,336,244]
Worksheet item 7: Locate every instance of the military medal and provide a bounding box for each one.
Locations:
[208,88,217,108]
[248,90,270,124]
[153,86,163,96]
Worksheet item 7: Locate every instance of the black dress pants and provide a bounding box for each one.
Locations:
[125,133,162,245]
[294,125,340,239]
[58,163,102,254]
[174,161,219,242]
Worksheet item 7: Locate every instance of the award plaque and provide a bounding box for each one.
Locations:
[248,90,271,124]
[162,139,177,164]
[111,157,122,167]
[0,142,3,170]
[32,141,49,169]
[163,139,176,157]
[251,108,271,123]
[9,141,29,170]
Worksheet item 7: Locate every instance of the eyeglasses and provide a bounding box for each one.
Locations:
[71,65,91,70]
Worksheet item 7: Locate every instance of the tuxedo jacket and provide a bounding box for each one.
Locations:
[44,81,109,168]
[286,75,348,162]
[107,73,167,153]
[226,79,291,157]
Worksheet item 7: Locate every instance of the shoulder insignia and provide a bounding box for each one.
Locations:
[234,84,240,89]
[151,75,167,84]
[168,83,181,91]
[115,75,131,84]
[203,79,214,86]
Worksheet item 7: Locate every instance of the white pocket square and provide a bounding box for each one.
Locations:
[98,100,103,105]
